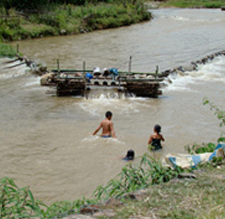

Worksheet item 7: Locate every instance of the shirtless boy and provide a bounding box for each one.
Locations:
[92,111,116,138]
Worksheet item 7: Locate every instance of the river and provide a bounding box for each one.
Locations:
[0,8,225,204]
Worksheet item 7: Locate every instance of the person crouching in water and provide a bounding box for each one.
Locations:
[92,111,116,138]
[148,124,164,151]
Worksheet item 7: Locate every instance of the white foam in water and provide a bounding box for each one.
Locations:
[164,56,225,91]
[81,135,125,144]
[24,77,40,87]
[163,73,194,92]
[76,97,150,117]
[191,57,225,82]
[173,16,190,21]
[0,58,31,79]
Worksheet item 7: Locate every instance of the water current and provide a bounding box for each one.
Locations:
[0,8,225,204]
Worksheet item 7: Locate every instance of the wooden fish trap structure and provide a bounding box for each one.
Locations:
[44,58,166,98]
[47,69,165,98]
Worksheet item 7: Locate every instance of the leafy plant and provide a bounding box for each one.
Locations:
[186,99,225,155]
[0,177,46,218]
[203,98,225,129]
[92,153,183,200]
[185,142,216,155]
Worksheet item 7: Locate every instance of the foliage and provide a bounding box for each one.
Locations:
[0,43,17,57]
[185,99,225,155]
[161,0,225,8]
[185,142,216,154]
[0,0,148,12]
[0,177,46,218]
[92,153,183,200]
[203,98,225,129]
[0,2,151,42]
[184,99,225,169]
[0,177,98,219]
[44,198,97,218]
[0,154,183,218]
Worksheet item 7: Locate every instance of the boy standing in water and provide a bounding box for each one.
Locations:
[148,124,165,150]
[92,111,116,138]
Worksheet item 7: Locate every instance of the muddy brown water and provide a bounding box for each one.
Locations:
[0,8,225,204]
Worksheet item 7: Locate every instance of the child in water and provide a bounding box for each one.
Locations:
[122,149,135,161]
[148,124,165,151]
[92,111,116,138]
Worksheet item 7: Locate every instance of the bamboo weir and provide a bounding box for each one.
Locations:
[42,60,168,98]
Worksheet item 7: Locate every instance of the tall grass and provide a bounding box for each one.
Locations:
[0,43,17,57]
[93,153,183,200]
[0,154,183,218]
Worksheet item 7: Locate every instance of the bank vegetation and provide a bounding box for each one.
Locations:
[0,99,225,218]
[159,0,225,9]
[0,0,151,44]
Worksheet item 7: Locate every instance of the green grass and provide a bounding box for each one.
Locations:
[0,2,152,42]
[103,166,225,219]
[0,153,224,218]
[160,0,225,8]
[0,43,17,57]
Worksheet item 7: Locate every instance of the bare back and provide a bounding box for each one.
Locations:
[92,116,116,138]
[101,119,114,136]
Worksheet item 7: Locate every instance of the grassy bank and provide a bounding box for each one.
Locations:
[102,166,225,219]
[158,0,225,8]
[1,153,225,218]
[0,2,151,43]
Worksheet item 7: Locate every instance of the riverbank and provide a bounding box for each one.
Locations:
[0,2,151,43]
[157,0,225,9]
[1,151,225,219]
[62,166,225,219]
[1,0,224,57]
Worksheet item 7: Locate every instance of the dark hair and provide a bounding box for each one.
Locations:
[123,149,135,161]
[105,111,112,118]
[154,124,161,133]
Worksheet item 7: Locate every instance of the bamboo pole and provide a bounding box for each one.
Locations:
[57,59,60,78]
[155,65,159,79]
[83,61,87,99]
[129,56,132,73]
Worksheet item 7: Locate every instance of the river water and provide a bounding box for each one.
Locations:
[0,8,225,204]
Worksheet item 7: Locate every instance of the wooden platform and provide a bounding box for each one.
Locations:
[43,69,165,98]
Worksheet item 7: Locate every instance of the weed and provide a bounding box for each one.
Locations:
[92,153,183,200]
